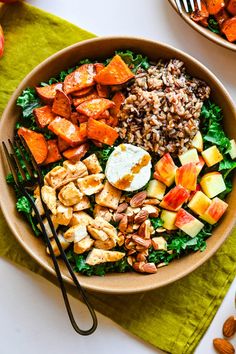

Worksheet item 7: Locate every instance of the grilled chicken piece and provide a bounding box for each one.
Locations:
[73,195,91,211]
[46,233,70,257]
[44,166,69,189]
[52,202,73,226]
[63,160,88,178]
[69,211,93,227]
[93,204,113,222]
[41,185,57,215]
[82,154,102,174]
[85,248,125,265]
[32,196,44,216]
[64,224,88,242]
[37,217,59,238]
[77,174,105,195]
[74,235,94,254]
[95,181,121,209]
[58,182,83,206]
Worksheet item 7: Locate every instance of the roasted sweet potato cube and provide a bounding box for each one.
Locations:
[48,117,87,146]
[96,83,109,98]
[43,139,62,165]
[63,143,89,161]
[33,105,56,128]
[205,0,225,15]
[18,127,48,164]
[58,136,71,152]
[63,64,96,94]
[87,118,119,146]
[222,16,236,42]
[73,89,98,107]
[76,98,115,119]
[95,55,134,85]
[110,91,125,117]
[94,63,105,73]
[35,83,63,104]
[72,87,93,97]
[52,90,71,119]
[227,0,236,15]
[191,0,209,22]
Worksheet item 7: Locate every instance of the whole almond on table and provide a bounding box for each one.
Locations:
[223,316,236,338]
[213,338,235,354]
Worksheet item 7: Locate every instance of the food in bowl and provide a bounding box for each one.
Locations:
[191,0,236,43]
[8,50,236,276]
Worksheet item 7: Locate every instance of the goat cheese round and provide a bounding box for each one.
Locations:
[105,144,152,191]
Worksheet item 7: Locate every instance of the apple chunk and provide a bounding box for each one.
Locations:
[191,131,203,152]
[160,210,177,230]
[200,172,226,198]
[175,162,197,191]
[195,156,205,175]
[229,139,236,159]
[159,186,190,211]
[179,148,199,165]
[201,145,223,167]
[175,209,204,237]
[201,197,228,225]
[188,191,211,216]
[146,179,166,200]
[153,153,177,187]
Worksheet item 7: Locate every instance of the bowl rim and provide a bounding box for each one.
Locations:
[168,0,236,52]
[0,35,236,294]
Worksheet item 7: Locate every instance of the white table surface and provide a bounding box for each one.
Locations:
[1,1,236,353]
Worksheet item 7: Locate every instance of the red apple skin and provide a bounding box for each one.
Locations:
[175,162,197,191]
[196,156,205,174]
[154,153,177,186]
[160,186,190,211]
[189,184,202,201]
[175,209,194,228]
[0,25,4,58]
[202,197,228,224]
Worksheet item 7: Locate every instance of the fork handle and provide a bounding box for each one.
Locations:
[27,191,98,335]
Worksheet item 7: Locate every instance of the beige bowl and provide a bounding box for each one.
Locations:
[0,36,235,294]
[168,0,236,52]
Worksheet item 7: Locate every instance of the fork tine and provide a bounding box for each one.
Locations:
[8,139,27,181]
[14,137,34,179]
[2,142,20,186]
[196,0,202,10]
[175,0,183,13]
[182,0,190,12]
[189,0,195,11]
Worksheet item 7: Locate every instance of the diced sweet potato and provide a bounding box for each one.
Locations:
[222,16,236,42]
[96,110,110,120]
[72,87,93,97]
[227,0,236,15]
[110,91,125,117]
[94,63,105,73]
[63,64,96,94]
[95,55,135,85]
[87,118,119,146]
[205,0,225,15]
[33,105,56,128]
[76,98,115,119]
[52,90,71,119]
[63,143,90,161]
[58,137,71,152]
[43,139,62,165]
[96,84,109,98]
[215,8,229,27]
[35,83,63,104]
[48,117,87,146]
[191,0,209,22]
[73,89,98,107]
[18,127,48,164]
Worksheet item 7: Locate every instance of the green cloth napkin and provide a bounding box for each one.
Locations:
[0,3,236,353]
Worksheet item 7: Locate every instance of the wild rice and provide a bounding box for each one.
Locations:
[117,59,210,156]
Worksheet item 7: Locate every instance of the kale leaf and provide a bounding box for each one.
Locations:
[208,16,220,34]
[17,88,41,119]
[150,217,164,229]
[16,196,41,236]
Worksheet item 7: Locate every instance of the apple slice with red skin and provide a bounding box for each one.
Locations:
[154,153,177,187]
[175,208,204,238]
[159,185,190,212]
[201,197,228,225]
[175,162,197,191]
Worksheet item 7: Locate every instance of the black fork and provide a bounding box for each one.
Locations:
[2,136,97,335]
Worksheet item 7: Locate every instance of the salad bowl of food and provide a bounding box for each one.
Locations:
[168,0,236,51]
[0,36,235,294]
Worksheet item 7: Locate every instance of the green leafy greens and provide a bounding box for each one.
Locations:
[208,16,220,34]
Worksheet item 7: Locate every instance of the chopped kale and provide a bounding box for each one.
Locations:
[208,16,220,34]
